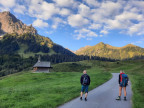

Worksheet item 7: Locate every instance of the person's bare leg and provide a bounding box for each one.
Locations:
[85,93,88,98]
[80,92,83,100]
[116,86,122,100]
[119,86,122,96]
[80,92,83,97]
[81,92,83,97]
[123,87,126,96]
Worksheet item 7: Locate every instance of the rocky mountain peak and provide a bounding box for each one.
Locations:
[0,11,18,23]
[124,44,137,47]
[97,42,105,46]
[0,11,37,36]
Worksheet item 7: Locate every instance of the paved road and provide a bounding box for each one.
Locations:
[58,73,132,108]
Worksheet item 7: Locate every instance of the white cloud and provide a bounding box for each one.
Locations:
[14,5,26,14]
[0,0,16,8]
[28,0,144,38]
[53,0,78,7]
[100,30,108,35]
[33,19,49,28]
[127,22,144,35]
[28,1,60,20]
[89,24,101,30]
[90,1,122,22]
[1,0,144,40]
[87,31,97,37]
[52,17,67,29]
[83,0,100,7]
[59,8,71,16]
[75,28,89,33]
[131,1,144,13]
[101,1,122,16]
[74,28,97,40]
[74,34,85,40]
[78,4,91,17]
[115,11,143,22]
[106,19,125,29]
[68,14,89,27]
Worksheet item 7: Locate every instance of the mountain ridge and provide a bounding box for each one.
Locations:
[75,42,144,60]
[75,42,141,51]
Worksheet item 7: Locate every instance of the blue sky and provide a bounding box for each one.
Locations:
[0,0,144,51]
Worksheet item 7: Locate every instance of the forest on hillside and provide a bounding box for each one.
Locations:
[0,33,144,77]
[0,54,117,77]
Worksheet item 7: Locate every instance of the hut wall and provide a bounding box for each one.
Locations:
[36,67,50,72]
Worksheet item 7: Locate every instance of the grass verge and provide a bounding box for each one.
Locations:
[107,60,144,108]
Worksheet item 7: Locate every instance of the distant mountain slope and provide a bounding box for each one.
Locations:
[0,33,75,56]
[0,11,74,57]
[75,42,144,60]
[0,11,37,36]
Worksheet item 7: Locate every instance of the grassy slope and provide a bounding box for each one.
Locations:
[52,61,92,72]
[106,60,144,108]
[0,60,111,108]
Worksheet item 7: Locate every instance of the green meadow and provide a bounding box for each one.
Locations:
[0,60,143,108]
[0,60,111,108]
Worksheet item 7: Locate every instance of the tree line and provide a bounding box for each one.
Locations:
[0,53,116,77]
[1,52,144,77]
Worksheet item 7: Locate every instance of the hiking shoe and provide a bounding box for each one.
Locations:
[85,98,87,101]
[116,96,121,100]
[80,97,82,100]
[124,97,127,101]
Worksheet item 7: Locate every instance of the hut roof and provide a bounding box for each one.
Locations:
[33,61,51,68]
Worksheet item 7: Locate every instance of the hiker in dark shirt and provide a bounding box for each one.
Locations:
[116,70,129,101]
[80,70,90,101]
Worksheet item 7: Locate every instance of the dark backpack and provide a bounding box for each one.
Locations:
[122,74,128,87]
[83,75,89,85]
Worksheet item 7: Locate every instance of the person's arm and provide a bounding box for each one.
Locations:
[80,75,83,85]
[118,74,120,84]
[127,75,129,85]
[88,75,90,85]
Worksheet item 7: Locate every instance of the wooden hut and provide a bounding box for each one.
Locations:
[33,56,52,73]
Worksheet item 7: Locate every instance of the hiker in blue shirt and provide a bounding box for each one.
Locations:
[116,70,129,101]
[80,70,90,101]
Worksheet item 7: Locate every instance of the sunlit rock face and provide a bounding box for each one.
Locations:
[0,11,37,36]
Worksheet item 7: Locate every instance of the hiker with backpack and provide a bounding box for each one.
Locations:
[80,70,90,101]
[116,70,129,101]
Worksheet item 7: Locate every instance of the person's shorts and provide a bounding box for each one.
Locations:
[81,85,89,93]
[120,82,127,87]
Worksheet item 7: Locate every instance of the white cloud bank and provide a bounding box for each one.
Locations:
[33,19,49,28]
[0,0,15,8]
[0,0,144,40]
[68,14,89,27]
[53,0,78,7]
